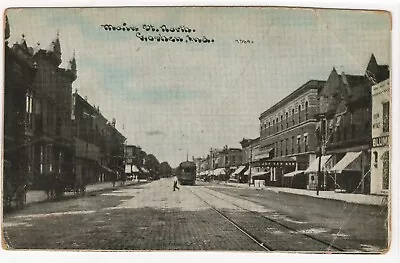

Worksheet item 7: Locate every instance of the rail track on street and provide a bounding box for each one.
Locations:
[189,186,346,252]
[189,188,272,251]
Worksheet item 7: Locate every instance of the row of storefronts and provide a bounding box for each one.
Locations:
[196,54,390,196]
[4,16,127,190]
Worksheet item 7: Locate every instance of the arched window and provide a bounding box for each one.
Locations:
[292,109,295,125]
[285,112,289,128]
[298,105,302,123]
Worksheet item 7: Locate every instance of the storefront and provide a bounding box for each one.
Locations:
[259,157,296,186]
[304,155,333,190]
[370,79,390,195]
[330,151,367,193]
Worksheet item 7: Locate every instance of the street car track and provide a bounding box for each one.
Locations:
[192,187,346,252]
[188,188,272,251]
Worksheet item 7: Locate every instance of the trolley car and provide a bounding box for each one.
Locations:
[176,161,196,185]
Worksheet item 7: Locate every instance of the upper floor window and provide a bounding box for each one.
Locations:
[285,138,288,155]
[291,136,295,154]
[305,101,309,120]
[297,136,301,153]
[298,105,301,123]
[292,109,295,125]
[272,120,275,133]
[383,102,389,133]
[285,112,289,128]
[280,115,283,130]
[304,135,308,152]
[25,91,33,129]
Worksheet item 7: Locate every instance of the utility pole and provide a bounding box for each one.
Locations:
[248,145,252,187]
[316,113,326,196]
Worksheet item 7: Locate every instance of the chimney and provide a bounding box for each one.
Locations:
[112,118,116,127]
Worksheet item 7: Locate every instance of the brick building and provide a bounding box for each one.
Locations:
[4,17,37,189]
[4,19,77,189]
[258,80,325,186]
[28,33,77,188]
[314,54,389,193]
[72,92,116,184]
[106,119,127,178]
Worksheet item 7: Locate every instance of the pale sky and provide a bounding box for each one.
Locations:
[6,7,391,167]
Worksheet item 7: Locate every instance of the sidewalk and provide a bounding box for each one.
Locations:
[226,181,387,206]
[25,180,140,205]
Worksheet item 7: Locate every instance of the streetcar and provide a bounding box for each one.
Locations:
[176,161,196,185]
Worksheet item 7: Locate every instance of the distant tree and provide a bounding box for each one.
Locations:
[144,154,161,174]
[160,162,172,177]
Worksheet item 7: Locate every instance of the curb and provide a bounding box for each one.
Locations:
[223,182,385,207]
[23,181,145,207]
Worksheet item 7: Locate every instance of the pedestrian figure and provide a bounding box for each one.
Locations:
[173,176,180,191]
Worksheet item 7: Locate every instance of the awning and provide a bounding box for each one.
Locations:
[330,152,362,173]
[232,165,246,176]
[101,165,114,173]
[254,148,274,160]
[213,168,226,176]
[305,155,332,173]
[284,170,305,178]
[252,171,270,180]
[125,164,140,173]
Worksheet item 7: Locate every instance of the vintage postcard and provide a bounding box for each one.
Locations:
[1,5,393,255]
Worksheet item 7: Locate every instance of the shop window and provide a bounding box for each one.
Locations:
[382,151,389,189]
[40,145,44,174]
[383,102,389,133]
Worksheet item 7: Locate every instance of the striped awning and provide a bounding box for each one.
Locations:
[284,170,305,177]
[305,155,332,173]
[330,152,362,173]
[232,165,246,176]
